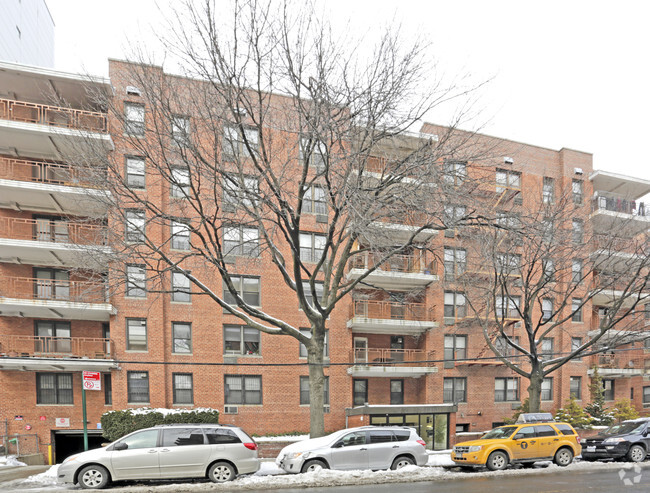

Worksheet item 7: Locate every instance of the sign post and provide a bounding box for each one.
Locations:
[81,372,101,451]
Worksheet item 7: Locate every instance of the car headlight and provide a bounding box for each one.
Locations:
[291,451,311,460]
[62,454,80,464]
[603,438,625,444]
[468,446,482,452]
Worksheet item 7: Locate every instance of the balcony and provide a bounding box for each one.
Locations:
[347,347,437,377]
[347,253,438,290]
[0,276,115,321]
[0,334,117,371]
[0,217,110,268]
[347,300,437,335]
[0,156,108,216]
[588,353,650,378]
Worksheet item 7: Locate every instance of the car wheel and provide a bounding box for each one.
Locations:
[391,456,415,470]
[627,445,646,463]
[486,451,508,471]
[301,459,327,473]
[78,465,110,490]
[554,447,574,467]
[208,461,236,483]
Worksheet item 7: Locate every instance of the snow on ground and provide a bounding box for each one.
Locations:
[16,459,643,492]
[0,456,26,467]
[254,435,309,443]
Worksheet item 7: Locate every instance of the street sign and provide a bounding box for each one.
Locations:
[82,371,101,391]
[56,418,70,427]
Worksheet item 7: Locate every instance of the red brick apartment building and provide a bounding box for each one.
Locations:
[1,59,649,463]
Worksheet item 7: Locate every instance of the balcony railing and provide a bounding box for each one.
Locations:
[0,98,107,132]
[0,217,106,246]
[592,192,648,217]
[349,300,430,321]
[350,347,433,365]
[0,276,108,304]
[0,335,112,359]
[0,156,102,187]
[592,353,650,371]
[349,252,436,275]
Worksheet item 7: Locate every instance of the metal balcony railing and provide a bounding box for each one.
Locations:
[0,156,102,187]
[592,353,650,371]
[0,276,108,304]
[0,335,112,359]
[349,300,430,321]
[0,217,106,245]
[349,252,436,275]
[592,192,648,217]
[0,98,107,132]
[350,347,433,365]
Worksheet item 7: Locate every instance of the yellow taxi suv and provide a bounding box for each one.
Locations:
[451,413,581,470]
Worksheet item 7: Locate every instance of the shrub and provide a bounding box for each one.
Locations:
[554,397,594,429]
[610,399,640,423]
[100,408,220,442]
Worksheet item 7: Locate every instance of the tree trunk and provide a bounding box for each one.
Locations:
[527,368,543,413]
[307,325,326,438]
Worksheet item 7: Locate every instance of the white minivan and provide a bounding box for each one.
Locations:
[57,424,259,489]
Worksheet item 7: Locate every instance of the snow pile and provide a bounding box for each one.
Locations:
[108,407,220,416]
[23,464,59,485]
[0,455,27,467]
[427,450,454,467]
[255,434,309,443]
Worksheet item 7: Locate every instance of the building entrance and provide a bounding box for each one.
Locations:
[52,430,105,463]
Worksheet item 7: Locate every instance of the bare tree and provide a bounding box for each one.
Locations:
[61,0,492,436]
[453,179,650,412]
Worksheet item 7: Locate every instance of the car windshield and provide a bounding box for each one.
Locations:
[603,421,647,436]
[481,426,517,440]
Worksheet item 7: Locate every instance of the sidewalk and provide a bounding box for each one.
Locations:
[0,465,50,483]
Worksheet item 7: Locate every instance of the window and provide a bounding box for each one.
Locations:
[170,167,190,198]
[302,185,327,215]
[541,378,553,401]
[125,210,145,243]
[127,371,150,403]
[224,325,260,355]
[572,298,583,322]
[126,265,146,298]
[444,247,466,281]
[300,232,326,263]
[443,161,467,186]
[205,428,241,444]
[570,376,582,399]
[542,258,555,281]
[572,219,584,244]
[496,212,521,230]
[542,177,554,204]
[496,296,521,320]
[126,156,145,188]
[390,379,404,405]
[104,373,112,405]
[572,179,583,205]
[572,259,582,283]
[542,298,553,321]
[36,373,73,405]
[299,328,329,358]
[456,424,470,433]
[495,336,520,357]
[353,379,368,406]
[171,115,190,146]
[126,318,147,351]
[603,379,615,401]
[444,335,467,361]
[171,220,190,250]
[496,169,521,193]
[172,322,192,354]
[124,102,144,136]
[644,386,650,407]
[302,281,324,310]
[496,253,521,275]
[223,174,259,210]
[171,272,191,302]
[223,124,259,158]
[223,276,261,306]
[540,338,554,361]
[161,427,204,447]
[300,137,326,168]
[535,425,557,437]
[443,377,467,403]
[172,373,193,404]
[542,217,554,243]
[444,291,466,322]
[224,225,259,257]
[495,377,519,402]
[224,375,262,404]
[300,376,329,405]
[118,429,158,450]
[571,337,582,360]
[35,320,71,353]
[444,205,466,226]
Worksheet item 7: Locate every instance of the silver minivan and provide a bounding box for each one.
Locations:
[57,424,259,489]
[276,426,428,473]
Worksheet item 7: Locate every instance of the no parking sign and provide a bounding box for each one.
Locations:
[82,371,101,391]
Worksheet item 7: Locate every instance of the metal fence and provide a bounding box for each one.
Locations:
[1,433,40,457]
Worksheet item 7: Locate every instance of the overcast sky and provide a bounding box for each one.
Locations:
[46,0,650,180]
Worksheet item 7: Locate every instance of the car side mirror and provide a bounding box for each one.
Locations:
[332,441,343,449]
[643,430,648,437]
[114,442,128,451]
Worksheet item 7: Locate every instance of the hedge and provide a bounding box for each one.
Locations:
[100,408,220,442]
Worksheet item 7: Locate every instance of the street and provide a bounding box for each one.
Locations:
[3,461,650,493]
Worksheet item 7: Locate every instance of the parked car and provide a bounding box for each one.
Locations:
[276,426,428,474]
[581,418,650,462]
[451,413,581,470]
[57,424,260,489]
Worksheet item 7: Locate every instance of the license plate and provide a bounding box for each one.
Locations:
[453,453,463,459]
[586,446,595,452]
